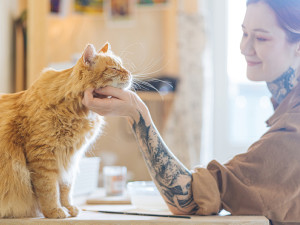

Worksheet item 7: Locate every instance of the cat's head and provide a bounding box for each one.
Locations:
[72,43,132,92]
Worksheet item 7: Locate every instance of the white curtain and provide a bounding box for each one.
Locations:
[164,2,206,169]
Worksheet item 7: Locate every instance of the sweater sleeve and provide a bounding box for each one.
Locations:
[191,112,300,224]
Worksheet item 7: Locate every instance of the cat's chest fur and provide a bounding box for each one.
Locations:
[52,110,104,181]
[53,110,103,170]
[18,95,104,172]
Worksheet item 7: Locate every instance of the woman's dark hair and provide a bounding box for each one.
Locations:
[247,0,300,43]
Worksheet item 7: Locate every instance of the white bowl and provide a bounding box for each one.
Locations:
[127,181,169,211]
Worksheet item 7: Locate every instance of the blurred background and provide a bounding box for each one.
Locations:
[0,0,273,187]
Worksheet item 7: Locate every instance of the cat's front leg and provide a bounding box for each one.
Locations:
[59,183,79,217]
[28,160,68,218]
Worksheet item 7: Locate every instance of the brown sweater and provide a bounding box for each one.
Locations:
[192,84,300,225]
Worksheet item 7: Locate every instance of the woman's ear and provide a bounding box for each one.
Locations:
[99,42,111,53]
[82,44,96,66]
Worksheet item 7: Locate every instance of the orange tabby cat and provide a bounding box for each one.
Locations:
[0,43,131,218]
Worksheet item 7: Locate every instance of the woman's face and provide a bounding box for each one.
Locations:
[240,1,300,82]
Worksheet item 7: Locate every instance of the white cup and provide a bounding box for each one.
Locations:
[103,166,127,196]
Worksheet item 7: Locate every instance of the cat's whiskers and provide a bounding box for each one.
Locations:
[136,57,158,76]
[120,44,173,100]
[122,53,157,78]
[132,79,158,93]
[131,83,144,92]
[120,42,148,72]
[120,51,135,62]
[132,65,167,77]
[119,42,145,58]
[130,57,171,83]
[131,76,175,102]
[124,61,137,74]
[139,53,167,76]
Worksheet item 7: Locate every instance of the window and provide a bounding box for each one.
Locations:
[227,0,273,149]
[205,0,273,164]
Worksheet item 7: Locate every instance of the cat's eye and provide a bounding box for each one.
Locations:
[110,66,120,71]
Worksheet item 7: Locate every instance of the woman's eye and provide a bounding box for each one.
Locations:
[256,37,267,42]
[242,32,248,37]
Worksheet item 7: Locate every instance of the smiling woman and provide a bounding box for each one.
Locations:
[241,1,300,83]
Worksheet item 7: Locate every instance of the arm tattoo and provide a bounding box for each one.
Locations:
[132,113,199,214]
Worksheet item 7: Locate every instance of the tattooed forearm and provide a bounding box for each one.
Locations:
[132,113,199,214]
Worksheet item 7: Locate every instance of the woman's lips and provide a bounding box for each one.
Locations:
[247,60,262,66]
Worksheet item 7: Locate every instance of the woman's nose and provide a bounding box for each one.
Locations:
[240,37,255,56]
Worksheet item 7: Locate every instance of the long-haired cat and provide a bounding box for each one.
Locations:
[0,43,131,218]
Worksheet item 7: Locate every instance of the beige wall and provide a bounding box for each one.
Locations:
[25,1,179,181]
[47,11,167,78]
[0,0,19,93]
[27,1,179,87]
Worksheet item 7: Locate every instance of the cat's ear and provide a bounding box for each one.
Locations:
[99,42,111,53]
[82,44,96,66]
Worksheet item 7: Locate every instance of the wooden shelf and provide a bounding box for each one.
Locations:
[137,92,175,101]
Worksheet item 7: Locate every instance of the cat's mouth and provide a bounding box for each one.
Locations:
[93,91,112,99]
[93,75,132,97]
[110,78,132,89]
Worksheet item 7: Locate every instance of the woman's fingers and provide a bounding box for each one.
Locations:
[82,87,126,114]
[83,88,112,107]
[95,86,132,100]
[82,88,95,106]
[82,86,145,119]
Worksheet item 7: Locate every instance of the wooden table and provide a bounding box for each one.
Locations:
[0,204,269,225]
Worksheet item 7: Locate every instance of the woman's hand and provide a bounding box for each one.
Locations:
[83,86,197,215]
[82,86,149,124]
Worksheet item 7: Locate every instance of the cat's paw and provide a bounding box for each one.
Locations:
[43,207,68,218]
[66,205,80,217]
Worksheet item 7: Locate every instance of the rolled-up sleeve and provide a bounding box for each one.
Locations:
[191,167,221,215]
[191,112,300,224]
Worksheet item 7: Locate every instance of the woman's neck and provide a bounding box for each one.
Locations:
[266,67,298,104]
